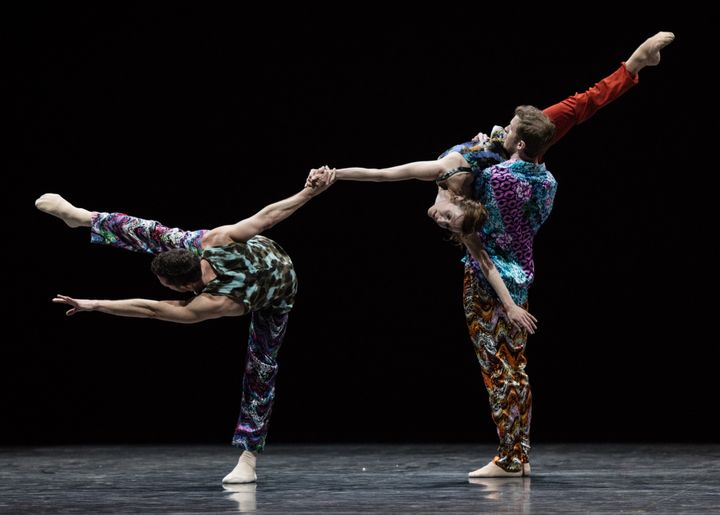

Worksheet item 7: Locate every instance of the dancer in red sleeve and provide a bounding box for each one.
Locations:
[309,31,674,477]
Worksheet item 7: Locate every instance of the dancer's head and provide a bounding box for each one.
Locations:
[151,249,202,292]
[427,194,487,235]
[503,106,556,160]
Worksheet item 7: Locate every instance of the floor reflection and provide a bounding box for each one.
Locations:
[222,482,257,512]
[1,444,717,513]
[468,477,531,511]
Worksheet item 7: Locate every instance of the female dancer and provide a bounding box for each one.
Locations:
[310,32,674,477]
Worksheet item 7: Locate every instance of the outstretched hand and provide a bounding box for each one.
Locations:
[52,294,94,316]
[505,304,537,335]
[305,166,336,196]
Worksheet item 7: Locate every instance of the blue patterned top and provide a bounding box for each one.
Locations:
[440,135,557,304]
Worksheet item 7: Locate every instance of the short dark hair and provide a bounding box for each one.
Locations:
[514,105,556,159]
[150,249,202,287]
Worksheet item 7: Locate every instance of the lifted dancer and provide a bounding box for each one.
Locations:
[309,32,674,477]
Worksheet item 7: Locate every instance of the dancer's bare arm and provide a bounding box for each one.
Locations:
[205,170,336,245]
[328,153,464,182]
[52,293,242,323]
[462,234,537,334]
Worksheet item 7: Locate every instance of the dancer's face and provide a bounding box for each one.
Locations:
[427,198,464,233]
[503,116,521,154]
[156,275,195,293]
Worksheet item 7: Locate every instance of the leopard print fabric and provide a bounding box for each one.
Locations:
[201,237,297,314]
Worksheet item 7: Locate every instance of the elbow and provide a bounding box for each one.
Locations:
[164,315,203,325]
[137,300,169,320]
[144,304,163,319]
[238,219,271,240]
[256,218,275,234]
[369,169,385,182]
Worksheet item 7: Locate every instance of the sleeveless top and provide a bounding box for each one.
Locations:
[201,236,297,314]
[437,124,508,182]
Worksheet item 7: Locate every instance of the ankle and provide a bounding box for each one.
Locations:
[240,450,257,464]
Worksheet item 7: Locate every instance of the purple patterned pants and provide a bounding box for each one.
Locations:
[91,211,288,451]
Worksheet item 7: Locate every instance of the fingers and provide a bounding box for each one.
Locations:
[471,132,489,144]
[53,294,76,307]
[306,168,324,188]
[527,314,537,332]
[307,166,335,189]
[520,314,536,334]
[525,316,537,334]
[516,319,534,335]
[326,168,336,185]
[510,313,537,335]
[52,295,77,315]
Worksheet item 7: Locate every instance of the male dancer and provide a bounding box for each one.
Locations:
[36,169,334,484]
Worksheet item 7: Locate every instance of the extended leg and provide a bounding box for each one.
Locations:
[36,193,206,254]
[625,31,675,75]
[35,194,92,228]
[90,212,206,254]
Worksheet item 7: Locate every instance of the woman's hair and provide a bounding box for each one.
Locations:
[514,105,556,159]
[150,249,202,287]
[447,195,488,244]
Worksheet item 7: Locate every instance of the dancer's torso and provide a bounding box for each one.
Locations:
[201,236,297,314]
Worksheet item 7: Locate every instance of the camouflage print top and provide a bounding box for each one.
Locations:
[201,236,297,314]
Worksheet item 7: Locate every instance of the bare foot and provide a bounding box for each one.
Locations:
[626,31,675,74]
[35,193,92,228]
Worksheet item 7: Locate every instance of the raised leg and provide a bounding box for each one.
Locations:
[625,31,675,75]
[35,193,92,228]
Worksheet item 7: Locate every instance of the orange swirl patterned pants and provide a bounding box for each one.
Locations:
[463,266,531,473]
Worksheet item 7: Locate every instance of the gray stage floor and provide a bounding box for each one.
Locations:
[1,443,718,513]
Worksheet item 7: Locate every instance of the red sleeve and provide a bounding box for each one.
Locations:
[542,63,640,150]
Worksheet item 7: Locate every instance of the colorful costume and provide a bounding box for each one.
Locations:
[444,64,638,471]
[91,212,297,451]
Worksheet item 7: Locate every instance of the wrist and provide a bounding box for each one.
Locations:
[300,187,316,198]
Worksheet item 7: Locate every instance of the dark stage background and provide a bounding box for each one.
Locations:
[5,7,714,445]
